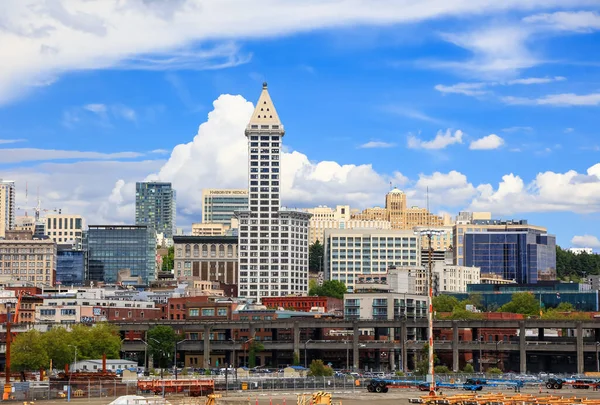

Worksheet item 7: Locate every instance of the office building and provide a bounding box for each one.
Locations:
[433,261,480,293]
[56,245,85,286]
[192,223,228,236]
[45,214,85,247]
[236,83,311,298]
[0,232,56,286]
[464,229,556,284]
[202,189,248,226]
[173,235,238,285]
[0,180,15,238]
[324,229,421,292]
[85,225,156,285]
[135,182,176,238]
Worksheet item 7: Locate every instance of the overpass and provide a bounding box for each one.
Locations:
[115,318,600,374]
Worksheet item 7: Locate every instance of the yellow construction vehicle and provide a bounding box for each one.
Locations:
[297,391,341,405]
[205,394,222,405]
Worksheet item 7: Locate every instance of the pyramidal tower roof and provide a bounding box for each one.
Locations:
[246,82,284,135]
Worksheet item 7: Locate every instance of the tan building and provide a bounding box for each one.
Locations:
[480,273,516,285]
[0,180,15,239]
[0,232,56,286]
[15,216,35,233]
[45,214,84,247]
[192,223,228,236]
[201,189,248,227]
[173,235,238,285]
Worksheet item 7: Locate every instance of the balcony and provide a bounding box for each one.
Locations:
[372,299,388,307]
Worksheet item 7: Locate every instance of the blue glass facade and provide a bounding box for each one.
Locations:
[464,231,556,284]
[135,182,176,238]
[85,225,156,285]
[56,248,84,286]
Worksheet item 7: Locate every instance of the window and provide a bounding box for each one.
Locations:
[189,308,200,317]
[217,308,228,316]
[202,308,215,316]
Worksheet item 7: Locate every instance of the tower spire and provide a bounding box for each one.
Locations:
[246,82,283,134]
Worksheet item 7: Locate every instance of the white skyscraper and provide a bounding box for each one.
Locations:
[237,83,311,299]
[0,180,15,239]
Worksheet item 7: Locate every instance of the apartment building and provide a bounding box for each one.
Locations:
[0,232,56,286]
[135,182,177,238]
[433,261,480,293]
[323,229,421,292]
[0,180,15,239]
[202,189,248,227]
[45,214,85,247]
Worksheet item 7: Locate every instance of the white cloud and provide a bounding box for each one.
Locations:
[0,139,26,144]
[524,11,600,32]
[564,127,575,133]
[0,0,594,104]
[502,126,533,133]
[502,93,600,106]
[0,148,143,163]
[111,105,137,121]
[381,105,446,125]
[571,235,600,249]
[434,83,488,96]
[435,76,566,97]
[505,76,565,85]
[84,104,107,114]
[469,134,505,150]
[407,129,463,150]
[358,141,396,149]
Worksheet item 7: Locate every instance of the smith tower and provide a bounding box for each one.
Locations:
[237,83,311,299]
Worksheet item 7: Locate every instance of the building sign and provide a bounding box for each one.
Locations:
[93,307,102,316]
[207,190,247,195]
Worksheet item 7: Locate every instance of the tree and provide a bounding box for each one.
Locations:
[42,326,75,370]
[248,341,264,368]
[433,296,459,312]
[309,241,324,273]
[499,292,540,316]
[309,280,347,299]
[87,323,121,359]
[463,363,474,373]
[443,307,484,320]
[434,365,451,374]
[308,359,333,376]
[487,367,503,375]
[162,246,175,272]
[556,302,575,311]
[12,330,49,371]
[292,352,300,366]
[148,325,177,368]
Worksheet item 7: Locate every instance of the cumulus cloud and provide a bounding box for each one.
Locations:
[571,235,600,249]
[407,129,463,150]
[0,148,143,163]
[469,134,505,150]
[358,141,396,149]
[524,11,600,32]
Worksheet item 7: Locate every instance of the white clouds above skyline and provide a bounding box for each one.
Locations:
[470,134,505,150]
[571,235,600,249]
[502,93,600,106]
[358,141,396,149]
[407,129,464,150]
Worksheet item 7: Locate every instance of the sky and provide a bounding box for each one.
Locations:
[1,0,600,249]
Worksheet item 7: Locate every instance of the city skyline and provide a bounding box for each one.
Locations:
[0,2,600,249]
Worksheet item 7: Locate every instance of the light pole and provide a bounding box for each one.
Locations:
[243,338,254,368]
[495,340,503,371]
[596,342,600,373]
[229,338,237,369]
[304,339,312,369]
[67,345,78,402]
[479,335,484,373]
[149,337,164,379]
[175,339,187,380]
[344,339,349,371]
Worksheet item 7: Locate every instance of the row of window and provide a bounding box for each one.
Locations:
[188,308,228,317]
[0,248,53,253]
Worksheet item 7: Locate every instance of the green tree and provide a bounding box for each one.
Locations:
[292,352,300,366]
[487,367,503,375]
[443,307,484,320]
[308,359,333,376]
[309,280,347,299]
[248,341,264,368]
[463,363,474,373]
[88,323,121,359]
[309,241,324,273]
[433,296,460,312]
[161,246,175,271]
[148,325,177,368]
[12,330,49,371]
[499,292,540,316]
[42,326,75,370]
[556,302,575,311]
[434,365,451,374]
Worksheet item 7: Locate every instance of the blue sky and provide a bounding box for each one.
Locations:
[1,1,600,249]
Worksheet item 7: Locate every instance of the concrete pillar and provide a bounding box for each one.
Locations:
[595,328,600,343]
[353,322,360,371]
[538,328,545,340]
[401,321,407,372]
[390,349,396,371]
[250,325,256,338]
[577,322,584,375]
[203,325,211,369]
[293,322,300,361]
[519,322,526,374]
[452,321,459,372]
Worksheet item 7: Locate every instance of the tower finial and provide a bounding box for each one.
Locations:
[262,82,268,89]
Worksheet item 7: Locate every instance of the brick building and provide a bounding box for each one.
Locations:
[261,296,343,313]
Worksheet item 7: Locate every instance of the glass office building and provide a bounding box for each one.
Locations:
[85,225,156,285]
[464,230,556,284]
[56,247,84,286]
[135,182,176,238]
[201,189,248,226]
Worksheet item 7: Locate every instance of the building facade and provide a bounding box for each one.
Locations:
[45,214,84,247]
[86,225,156,285]
[236,83,311,298]
[56,245,84,286]
[344,292,427,321]
[261,296,343,312]
[324,229,421,292]
[135,182,176,238]
[191,223,228,236]
[0,180,15,239]
[464,230,556,284]
[173,235,238,285]
[0,235,56,286]
[433,262,480,293]
[202,189,248,226]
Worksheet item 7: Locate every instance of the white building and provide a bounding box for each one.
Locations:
[236,83,311,298]
[0,180,15,239]
[45,214,85,247]
[324,229,421,292]
[73,359,138,372]
[569,247,593,255]
[344,291,427,322]
[433,262,480,293]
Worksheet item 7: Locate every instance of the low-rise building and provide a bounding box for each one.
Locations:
[73,359,138,372]
[260,296,343,313]
[45,214,85,248]
[191,223,229,236]
[173,236,238,286]
[0,232,56,286]
[569,247,593,255]
[433,262,480,293]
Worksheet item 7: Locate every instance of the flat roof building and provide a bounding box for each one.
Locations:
[202,189,248,227]
[135,182,176,238]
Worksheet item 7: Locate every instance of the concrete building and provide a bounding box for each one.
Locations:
[0,232,56,286]
[15,216,35,233]
[135,182,176,238]
[261,296,343,313]
[0,180,15,239]
[464,229,556,284]
[569,248,594,255]
[192,223,228,236]
[344,291,427,321]
[173,235,238,285]
[85,225,157,285]
[236,83,311,298]
[324,229,421,292]
[480,273,516,284]
[45,214,84,247]
[433,262,480,293]
[202,189,248,227]
[73,359,137,372]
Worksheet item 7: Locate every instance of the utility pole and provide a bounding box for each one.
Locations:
[3,304,12,401]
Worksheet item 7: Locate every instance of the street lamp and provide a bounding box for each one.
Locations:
[479,335,484,373]
[175,339,188,380]
[149,337,165,379]
[495,341,503,371]
[596,342,600,373]
[243,338,255,368]
[304,339,313,369]
[344,339,350,372]
[229,338,237,368]
[67,345,78,402]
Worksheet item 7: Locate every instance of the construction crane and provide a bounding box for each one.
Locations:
[17,186,61,222]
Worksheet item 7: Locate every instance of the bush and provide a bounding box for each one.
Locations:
[463,363,474,373]
[308,359,334,377]
[434,365,451,374]
[487,367,502,375]
[395,371,405,377]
